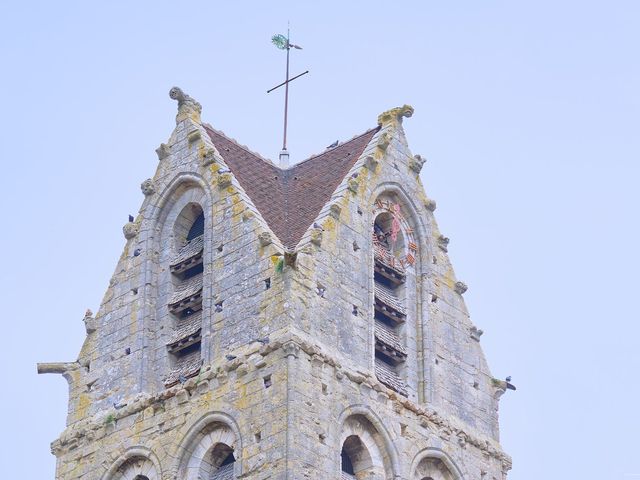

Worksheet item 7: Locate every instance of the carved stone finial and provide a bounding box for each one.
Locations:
[347,178,359,194]
[169,86,202,124]
[470,325,484,341]
[258,232,272,247]
[377,132,391,152]
[123,221,139,240]
[409,154,426,174]
[83,309,97,334]
[155,143,170,160]
[217,172,233,189]
[437,234,449,252]
[201,147,218,167]
[329,204,342,219]
[140,179,155,196]
[424,198,437,212]
[364,155,379,171]
[377,104,414,127]
[455,281,468,295]
[310,227,323,246]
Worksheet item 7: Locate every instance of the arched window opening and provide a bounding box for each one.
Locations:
[341,447,355,475]
[110,456,158,480]
[179,421,240,480]
[413,457,456,480]
[340,414,393,479]
[164,204,205,387]
[172,208,205,281]
[187,212,205,241]
[341,435,374,479]
[210,443,236,479]
[372,198,411,397]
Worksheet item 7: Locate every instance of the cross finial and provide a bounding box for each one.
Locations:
[268,27,309,167]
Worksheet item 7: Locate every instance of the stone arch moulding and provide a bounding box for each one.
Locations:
[100,446,162,480]
[152,176,212,385]
[173,411,244,479]
[410,448,464,480]
[145,173,213,304]
[336,404,400,479]
[370,181,435,406]
[153,174,212,236]
[369,181,431,257]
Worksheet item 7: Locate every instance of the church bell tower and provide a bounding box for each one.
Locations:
[38,88,512,479]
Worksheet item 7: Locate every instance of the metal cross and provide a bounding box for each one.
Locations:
[268,27,309,166]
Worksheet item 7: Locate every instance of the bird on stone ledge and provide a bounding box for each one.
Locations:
[505,376,516,391]
[326,140,339,149]
[225,354,237,361]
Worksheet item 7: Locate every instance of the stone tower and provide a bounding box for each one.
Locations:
[39,88,512,479]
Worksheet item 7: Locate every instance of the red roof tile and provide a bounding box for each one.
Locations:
[203,125,379,248]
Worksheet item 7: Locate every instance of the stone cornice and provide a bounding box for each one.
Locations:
[51,333,511,472]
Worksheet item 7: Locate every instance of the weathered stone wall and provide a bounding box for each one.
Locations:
[284,335,510,479]
[51,333,510,479]
[66,105,288,424]
[52,341,289,479]
[44,92,511,479]
[290,114,503,440]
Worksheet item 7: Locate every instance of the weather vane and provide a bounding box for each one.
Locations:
[268,26,309,167]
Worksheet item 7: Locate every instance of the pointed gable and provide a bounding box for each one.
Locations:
[204,125,379,248]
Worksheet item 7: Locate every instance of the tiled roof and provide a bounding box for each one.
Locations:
[375,360,408,396]
[374,283,406,315]
[204,125,379,248]
[171,234,204,269]
[167,311,202,346]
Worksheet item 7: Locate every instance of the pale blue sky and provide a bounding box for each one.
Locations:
[1,1,638,478]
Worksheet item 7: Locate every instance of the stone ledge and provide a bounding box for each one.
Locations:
[51,332,510,468]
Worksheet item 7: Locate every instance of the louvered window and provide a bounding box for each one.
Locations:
[373,212,408,396]
[164,211,204,387]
